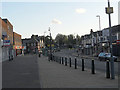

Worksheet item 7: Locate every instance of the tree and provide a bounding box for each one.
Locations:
[55,34,67,47]
[76,34,81,45]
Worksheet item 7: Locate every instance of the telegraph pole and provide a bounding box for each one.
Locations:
[105,0,115,79]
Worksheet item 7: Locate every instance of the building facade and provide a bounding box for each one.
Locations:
[1,18,14,61]
[22,35,44,54]
[0,17,22,61]
[13,32,22,56]
[0,18,2,62]
[80,24,120,57]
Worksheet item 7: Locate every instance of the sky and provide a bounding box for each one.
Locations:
[1,0,119,39]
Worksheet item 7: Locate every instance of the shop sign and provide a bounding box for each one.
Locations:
[13,46,23,49]
[117,40,120,44]
[3,40,10,46]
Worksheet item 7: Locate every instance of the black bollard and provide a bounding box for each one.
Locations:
[39,53,41,57]
[51,54,53,61]
[48,54,50,61]
[106,60,110,78]
[65,57,67,66]
[62,57,64,64]
[9,55,11,61]
[75,58,77,69]
[91,59,95,74]
[56,56,58,62]
[59,57,61,64]
[11,55,13,60]
[53,56,54,61]
[82,59,84,71]
[69,57,71,67]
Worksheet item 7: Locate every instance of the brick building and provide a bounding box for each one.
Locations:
[22,35,44,54]
[13,32,22,56]
[0,17,22,61]
[2,19,13,45]
[0,18,14,61]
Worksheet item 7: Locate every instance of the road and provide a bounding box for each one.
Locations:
[53,49,119,75]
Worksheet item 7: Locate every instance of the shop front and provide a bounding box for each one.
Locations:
[13,46,22,56]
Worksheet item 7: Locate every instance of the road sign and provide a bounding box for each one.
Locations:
[52,44,54,47]
[105,7,113,14]
[47,44,54,47]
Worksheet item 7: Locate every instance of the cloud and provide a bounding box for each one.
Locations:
[52,19,62,24]
[75,8,86,14]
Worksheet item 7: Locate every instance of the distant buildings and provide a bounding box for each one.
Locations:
[0,17,22,61]
[13,32,22,56]
[22,35,44,54]
[80,24,120,57]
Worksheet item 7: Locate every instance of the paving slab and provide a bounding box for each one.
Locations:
[38,55,118,88]
[2,55,41,88]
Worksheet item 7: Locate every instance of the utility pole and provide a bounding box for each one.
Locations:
[105,0,114,79]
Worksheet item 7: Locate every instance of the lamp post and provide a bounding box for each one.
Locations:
[96,15,101,31]
[48,27,52,60]
[105,0,114,79]
[44,31,46,48]
[96,15,101,56]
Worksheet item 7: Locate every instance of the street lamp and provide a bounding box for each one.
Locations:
[44,31,46,48]
[105,0,114,79]
[96,15,101,56]
[96,15,101,31]
[48,27,52,61]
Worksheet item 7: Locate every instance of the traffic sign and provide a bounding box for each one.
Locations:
[105,7,113,14]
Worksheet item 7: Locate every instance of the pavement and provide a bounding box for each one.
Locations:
[2,54,119,89]
[38,55,119,88]
[2,54,41,88]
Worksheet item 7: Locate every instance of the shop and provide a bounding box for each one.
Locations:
[13,46,22,56]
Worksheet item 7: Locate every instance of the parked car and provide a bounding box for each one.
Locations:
[98,52,117,61]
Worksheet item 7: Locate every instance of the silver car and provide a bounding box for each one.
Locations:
[98,52,117,61]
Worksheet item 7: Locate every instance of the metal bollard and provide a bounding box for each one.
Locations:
[69,57,71,67]
[56,56,58,62]
[11,55,13,60]
[65,57,67,66]
[54,56,56,62]
[91,59,95,74]
[48,54,50,61]
[82,59,84,71]
[106,60,110,78]
[9,55,11,61]
[62,57,64,64]
[53,56,54,61]
[59,57,61,64]
[75,58,77,69]
[39,53,41,57]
